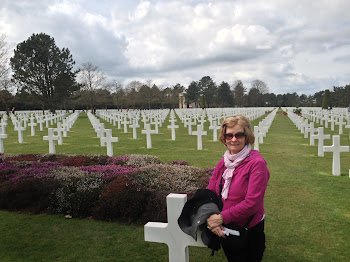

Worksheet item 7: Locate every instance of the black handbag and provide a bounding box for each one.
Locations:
[219,176,254,249]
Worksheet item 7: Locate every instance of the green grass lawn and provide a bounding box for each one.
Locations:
[1,110,350,261]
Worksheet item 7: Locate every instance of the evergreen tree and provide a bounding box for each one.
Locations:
[10,33,78,112]
[217,81,233,107]
[322,89,331,109]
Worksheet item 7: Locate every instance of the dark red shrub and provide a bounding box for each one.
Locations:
[0,178,59,213]
[93,176,152,224]
[3,154,40,162]
[107,155,129,165]
[139,190,168,224]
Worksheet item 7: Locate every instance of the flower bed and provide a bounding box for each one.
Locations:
[0,153,212,224]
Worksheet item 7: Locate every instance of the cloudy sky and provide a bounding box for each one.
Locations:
[1,0,350,95]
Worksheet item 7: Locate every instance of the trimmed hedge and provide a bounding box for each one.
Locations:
[0,153,213,224]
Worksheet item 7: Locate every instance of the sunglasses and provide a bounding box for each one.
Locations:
[224,132,246,140]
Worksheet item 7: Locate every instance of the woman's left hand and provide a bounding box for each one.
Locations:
[210,224,226,238]
[207,214,223,229]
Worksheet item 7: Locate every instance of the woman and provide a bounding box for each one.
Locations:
[206,115,270,261]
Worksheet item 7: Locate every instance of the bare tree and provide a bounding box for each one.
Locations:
[76,62,106,110]
[0,34,12,92]
[251,79,269,94]
[126,80,143,92]
[104,80,124,109]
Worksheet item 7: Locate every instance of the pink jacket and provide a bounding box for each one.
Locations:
[206,150,270,228]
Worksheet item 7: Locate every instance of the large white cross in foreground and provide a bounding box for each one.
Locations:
[323,135,349,176]
[144,193,206,262]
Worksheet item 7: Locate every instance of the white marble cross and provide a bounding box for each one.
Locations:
[43,128,59,154]
[311,127,330,157]
[323,135,349,176]
[304,122,316,139]
[142,124,157,149]
[144,194,206,262]
[15,121,26,143]
[336,117,345,135]
[345,124,350,139]
[329,116,336,131]
[129,119,140,139]
[208,124,220,142]
[192,125,207,150]
[96,123,106,138]
[300,119,308,134]
[253,126,261,151]
[0,121,7,134]
[54,122,64,145]
[198,116,206,130]
[122,117,129,133]
[28,117,37,136]
[187,118,196,135]
[37,117,45,131]
[0,133,7,153]
[167,122,179,141]
[100,129,118,156]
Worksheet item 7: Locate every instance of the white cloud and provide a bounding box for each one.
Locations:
[1,0,350,95]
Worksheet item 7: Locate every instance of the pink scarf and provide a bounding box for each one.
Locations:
[222,144,251,200]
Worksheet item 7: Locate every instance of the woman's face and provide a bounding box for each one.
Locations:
[225,125,246,154]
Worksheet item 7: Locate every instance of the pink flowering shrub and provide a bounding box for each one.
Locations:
[79,165,138,181]
[107,155,129,165]
[0,161,63,183]
[168,160,189,166]
[124,154,163,167]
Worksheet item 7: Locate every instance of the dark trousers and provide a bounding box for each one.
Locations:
[221,220,265,262]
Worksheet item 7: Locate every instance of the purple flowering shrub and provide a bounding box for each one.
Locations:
[0,161,63,183]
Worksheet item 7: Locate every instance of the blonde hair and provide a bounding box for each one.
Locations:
[219,115,255,145]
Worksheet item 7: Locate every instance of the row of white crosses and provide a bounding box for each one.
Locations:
[9,110,70,144]
[301,108,350,136]
[95,109,169,149]
[42,112,80,154]
[91,107,274,153]
[1,110,79,154]
[87,112,119,156]
[286,108,349,176]
[175,107,273,151]
[253,109,278,151]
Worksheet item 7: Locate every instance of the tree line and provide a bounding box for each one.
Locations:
[0,33,349,112]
